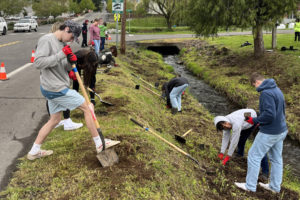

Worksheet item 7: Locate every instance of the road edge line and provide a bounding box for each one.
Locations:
[7,63,33,79]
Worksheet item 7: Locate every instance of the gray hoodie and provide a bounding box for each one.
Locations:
[34,33,72,92]
[214,109,257,156]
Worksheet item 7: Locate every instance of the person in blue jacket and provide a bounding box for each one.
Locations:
[235,72,288,193]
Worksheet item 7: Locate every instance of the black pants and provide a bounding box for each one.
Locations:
[46,69,96,119]
[295,32,300,41]
[82,33,88,47]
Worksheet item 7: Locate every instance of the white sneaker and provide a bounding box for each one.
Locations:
[63,118,83,131]
[96,139,120,153]
[55,120,65,128]
[27,149,53,160]
[258,182,278,193]
[234,182,250,192]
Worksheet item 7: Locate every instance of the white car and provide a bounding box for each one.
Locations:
[0,17,8,35]
[13,18,38,32]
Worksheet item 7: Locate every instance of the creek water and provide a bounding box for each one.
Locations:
[163,55,300,179]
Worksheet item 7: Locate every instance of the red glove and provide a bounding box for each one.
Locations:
[245,116,254,125]
[67,53,77,64]
[166,105,171,109]
[222,155,230,165]
[62,45,73,56]
[182,91,185,95]
[68,71,77,81]
[91,41,95,46]
[218,153,224,160]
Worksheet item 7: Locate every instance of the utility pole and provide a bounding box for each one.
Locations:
[120,0,127,54]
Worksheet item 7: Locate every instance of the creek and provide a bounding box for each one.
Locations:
[163,54,300,179]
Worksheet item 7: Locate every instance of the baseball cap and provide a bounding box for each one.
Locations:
[64,20,81,43]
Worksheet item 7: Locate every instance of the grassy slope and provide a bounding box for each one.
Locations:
[0,46,299,200]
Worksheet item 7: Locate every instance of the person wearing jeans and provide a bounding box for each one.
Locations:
[89,19,100,56]
[235,72,288,193]
[213,109,269,179]
[162,77,189,115]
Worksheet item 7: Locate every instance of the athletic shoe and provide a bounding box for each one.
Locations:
[234,182,250,192]
[64,118,83,131]
[96,139,120,153]
[27,149,53,160]
[258,182,278,193]
[55,120,65,128]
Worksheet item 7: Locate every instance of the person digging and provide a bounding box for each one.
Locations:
[214,109,269,181]
[27,20,119,161]
[161,77,189,115]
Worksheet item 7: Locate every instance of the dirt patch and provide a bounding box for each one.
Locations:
[106,70,121,76]
[82,135,155,199]
[104,96,130,113]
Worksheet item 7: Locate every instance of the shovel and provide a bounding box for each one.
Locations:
[71,64,119,167]
[87,87,114,106]
[131,73,157,89]
[175,129,193,144]
[130,118,206,172]
[135,84,164,100]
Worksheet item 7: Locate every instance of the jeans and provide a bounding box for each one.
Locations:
[237,127,269,175]
[100,37,106,51]
[93,39,100,56]
[170,84,188,111]
[246,130,288,192]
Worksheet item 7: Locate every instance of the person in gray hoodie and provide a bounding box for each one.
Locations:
[27,20,119,161]
[214,109,269,174]
[235,72,288,193]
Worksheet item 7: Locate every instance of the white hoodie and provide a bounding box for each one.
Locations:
[214,109,257,156]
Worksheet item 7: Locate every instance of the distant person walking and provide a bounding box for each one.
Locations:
[294,19,300,41]
[235,72,288,193]
[89,18,100,56]
[81,20,89,47]
[99,22,108,51]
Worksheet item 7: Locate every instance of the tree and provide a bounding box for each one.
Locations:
[79,0,96,12]
[143,0,177,31]
[32,0,68,18]
[69,0,81,14]
[107,0,112,13]
[0,0,29,16]
[187,0,298,58]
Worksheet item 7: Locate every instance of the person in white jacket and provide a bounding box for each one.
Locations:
[213,108,269,179]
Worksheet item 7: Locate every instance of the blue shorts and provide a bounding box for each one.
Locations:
[46,89,85,114]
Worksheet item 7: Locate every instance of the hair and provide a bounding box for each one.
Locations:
[94,18,99,23]
[103,22,107,26]
[162,82,168,92]
[216,121,225,131]
[110,46,117,57]
[75,49,98,86]
[50,22,64,33]
[250,72,265,85]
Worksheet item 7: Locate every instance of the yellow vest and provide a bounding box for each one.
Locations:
[294,22,300,32]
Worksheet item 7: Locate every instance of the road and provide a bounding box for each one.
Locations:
[0,11,294,191]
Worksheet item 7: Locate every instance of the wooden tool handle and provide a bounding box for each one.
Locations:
[182,129,193,137]
[141,85,161,97]
[72,64,100,128]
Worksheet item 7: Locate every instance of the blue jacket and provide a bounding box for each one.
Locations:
[253,79,287,135]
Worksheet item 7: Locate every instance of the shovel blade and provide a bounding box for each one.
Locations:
[96,148,119,167]
[175,135,186,144]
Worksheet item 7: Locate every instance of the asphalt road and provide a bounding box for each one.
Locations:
[0,11,294,191]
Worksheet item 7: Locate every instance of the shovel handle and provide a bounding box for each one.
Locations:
[130,118,144,128]
[182,129,193,137]
[131,73,155,89]
[71,64,100,129]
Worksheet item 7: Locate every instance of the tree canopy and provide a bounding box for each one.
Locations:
[0,0,30,16]
[187,0,298,57]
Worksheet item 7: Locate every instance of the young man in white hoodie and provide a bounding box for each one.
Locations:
[214,109,269,179]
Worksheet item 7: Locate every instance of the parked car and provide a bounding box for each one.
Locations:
[0,17,8,35]
[13,18,38,32]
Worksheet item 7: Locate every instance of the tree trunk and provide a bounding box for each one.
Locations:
[253,25,264,58]
[272,26,277,49]
[120,0,126,54]
[166,17,172,31]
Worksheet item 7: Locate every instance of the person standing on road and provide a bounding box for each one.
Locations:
[294,19,300,41]
[99,22,107,51]
[27,20,119,161]
[214,109,269,180]
[89,18,100,56]
[162,77,189,115]
[235,72,288,193]
[81,19,89,47]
